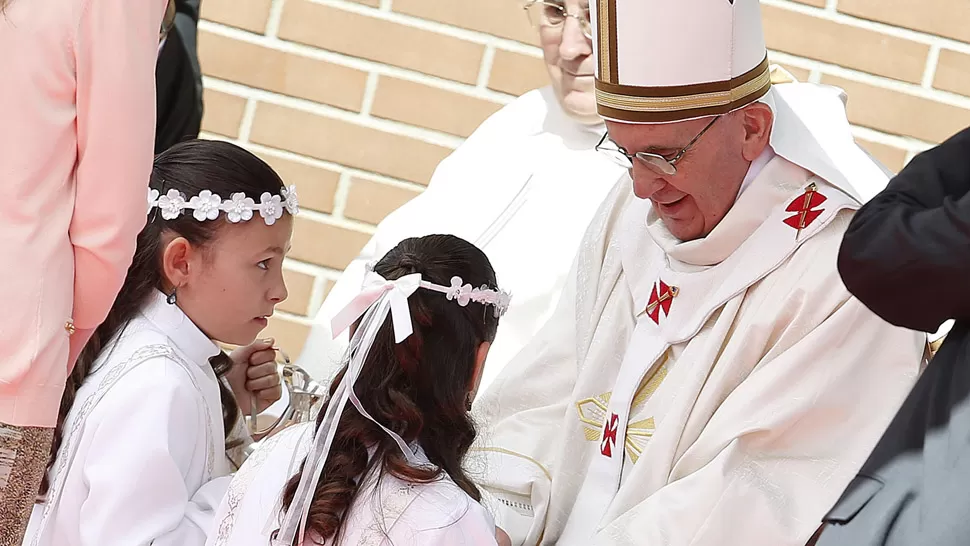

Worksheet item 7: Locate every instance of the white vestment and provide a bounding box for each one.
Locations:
[473,153,925,545]
[24,291,231,546]
[207,423,499,546]
[297,86,625,391]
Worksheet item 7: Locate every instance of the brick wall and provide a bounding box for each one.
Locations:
[197,0,970,360]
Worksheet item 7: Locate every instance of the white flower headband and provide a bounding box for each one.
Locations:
[146,185,299,226]
[333,271,511,340]
[274,271,511,545]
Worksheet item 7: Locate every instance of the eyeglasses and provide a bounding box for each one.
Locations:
[523,1,592,40]
[595,116,721,176]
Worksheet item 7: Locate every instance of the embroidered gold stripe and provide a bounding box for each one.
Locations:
[597,0,617,83]
[595,63,771,113]
[472,446,553,482]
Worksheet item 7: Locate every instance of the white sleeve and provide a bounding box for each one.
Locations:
[78,359,224,546]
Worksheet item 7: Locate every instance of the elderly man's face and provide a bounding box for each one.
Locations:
[528,0,598,124]
[605,104,773,241]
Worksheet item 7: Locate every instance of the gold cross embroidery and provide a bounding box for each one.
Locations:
[576,363,669,464]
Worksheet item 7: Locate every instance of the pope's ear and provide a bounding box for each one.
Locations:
[739,102,773,162]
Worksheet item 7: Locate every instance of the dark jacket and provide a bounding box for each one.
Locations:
[818,127,970,546]
[155,0,203,153]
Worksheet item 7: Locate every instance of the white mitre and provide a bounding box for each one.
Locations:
[591,0,890,201]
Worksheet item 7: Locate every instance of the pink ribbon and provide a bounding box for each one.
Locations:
[330,272,423,343]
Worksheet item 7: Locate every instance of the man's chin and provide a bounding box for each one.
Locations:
[558,92,599,124]
[657,213,704,242]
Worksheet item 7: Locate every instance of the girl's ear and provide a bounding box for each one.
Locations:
[160,236,196,291]
[468,341,491,402]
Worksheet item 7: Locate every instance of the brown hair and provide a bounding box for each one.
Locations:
[40,140,286,497]
[277,234,501,544]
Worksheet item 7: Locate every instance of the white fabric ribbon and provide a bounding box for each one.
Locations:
[274,272,426,545]
[330,272,423,344]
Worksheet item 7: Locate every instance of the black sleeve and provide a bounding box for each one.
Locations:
[176,0,201,23]
[837,126,970,332]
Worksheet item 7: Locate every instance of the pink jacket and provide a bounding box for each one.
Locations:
[0,0,166,427]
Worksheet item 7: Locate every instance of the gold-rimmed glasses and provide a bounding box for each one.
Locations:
[523,0,592,40]
[595,116,721,176]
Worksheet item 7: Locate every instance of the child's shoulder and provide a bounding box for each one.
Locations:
[80,316,211,411]
[378,467,490,534]
[90,315,190,374]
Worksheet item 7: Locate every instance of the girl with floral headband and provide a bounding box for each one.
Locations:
[207,234,513,546]
[24,139,296,545]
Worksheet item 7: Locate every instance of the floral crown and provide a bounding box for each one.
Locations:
[433,276,512,318]
[362,262,511,318]
[147,185,299,226]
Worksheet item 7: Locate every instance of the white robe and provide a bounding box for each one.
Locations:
[24,291,231,546]
[207,423,499,546]
[472,156,925,545]
[297,86,626,392]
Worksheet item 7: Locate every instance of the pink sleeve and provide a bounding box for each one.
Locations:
[70,0,167,332]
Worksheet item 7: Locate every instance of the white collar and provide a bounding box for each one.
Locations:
[647,155,809,267]
[737,145,776,198]
[536,86,608,141]
[139,290,221,367]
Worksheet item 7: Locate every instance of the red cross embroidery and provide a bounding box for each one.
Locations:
[783,182,827,238]
[600,413,619,458]
[645,280,679,325]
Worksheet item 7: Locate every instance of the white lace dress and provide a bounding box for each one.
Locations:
[207,423,499,546]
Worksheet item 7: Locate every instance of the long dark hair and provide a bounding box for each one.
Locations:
[39,139,286,496]
[277,234,501,544]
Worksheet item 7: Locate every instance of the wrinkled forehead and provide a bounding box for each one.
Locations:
[605,115,716,146]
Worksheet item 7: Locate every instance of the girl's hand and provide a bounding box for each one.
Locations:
[227,338,283,414]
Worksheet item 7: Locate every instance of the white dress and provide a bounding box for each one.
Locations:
[23,291,231,546]
[207,423,499,546]
[296,87,626,392]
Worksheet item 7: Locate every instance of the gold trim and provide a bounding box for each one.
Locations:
[631,364,668,409]
[596,56,769,97]
[596,62,771,113]
[625,418,655,464]
[597,0,617,83]
[472,446,549,546]
[575,362,668,464]
[576,392,611,428]
[472,446,553,482]
[607,0,617,82]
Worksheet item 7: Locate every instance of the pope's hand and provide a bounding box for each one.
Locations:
[496,527,512,546]
[227,338,283,415]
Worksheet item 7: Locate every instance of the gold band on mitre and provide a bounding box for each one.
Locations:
[595,56,773,123]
